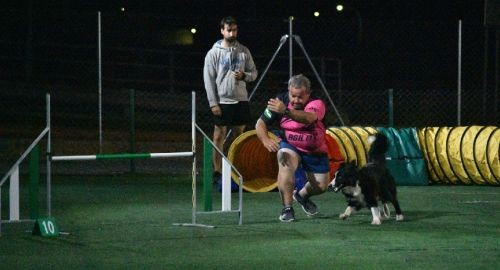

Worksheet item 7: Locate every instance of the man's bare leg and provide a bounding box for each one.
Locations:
[277,149,300,206]
[212,125,227,175]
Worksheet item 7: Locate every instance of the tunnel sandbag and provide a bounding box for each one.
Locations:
[228,130,279,192]
[377,127,429,185]
[228,130,345,192]
[417,126,499,185]
[398,128,430,185]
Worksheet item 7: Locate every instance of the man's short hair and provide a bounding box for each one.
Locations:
[220,16,237,29]
[288,74,311,92]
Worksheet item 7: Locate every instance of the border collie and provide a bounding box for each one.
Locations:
[329,133,404,225]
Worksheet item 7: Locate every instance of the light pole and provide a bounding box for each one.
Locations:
[336,4,363,43]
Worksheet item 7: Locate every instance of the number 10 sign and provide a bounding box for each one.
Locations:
[33,217,59,237]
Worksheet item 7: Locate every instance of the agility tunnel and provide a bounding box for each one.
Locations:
[227,130,344,192]
[417,126,499,185]
[226,126,498,192]
[378,127,429,185]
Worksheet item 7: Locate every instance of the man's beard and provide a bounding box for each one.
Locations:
[225,37,237,44]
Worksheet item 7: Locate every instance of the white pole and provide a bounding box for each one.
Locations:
[457,20,462,126]
[221,159,231,211]
[9,167,19,221]
[98,11,103,153]
[46,93,52,216]
[191,91,197,224]
[289,16,293,78]
[52,155,97,161]
[52,152,193,161]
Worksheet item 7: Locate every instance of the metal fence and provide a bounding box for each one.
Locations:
[0,10,497,175]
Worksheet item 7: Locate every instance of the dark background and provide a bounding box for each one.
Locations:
[1,0,490,90]
[0,0,496,90]
[0,0,498,174]
[1,0,497,120]
[12,0,485,21]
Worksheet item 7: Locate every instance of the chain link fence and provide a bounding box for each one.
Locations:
[1,10,497,175]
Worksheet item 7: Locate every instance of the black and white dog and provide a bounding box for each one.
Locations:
[329,133,404,225]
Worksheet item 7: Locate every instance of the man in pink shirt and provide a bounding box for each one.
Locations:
[256,74,330,222]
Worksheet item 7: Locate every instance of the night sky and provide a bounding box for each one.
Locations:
[13,0,486,23]
[3,0,491,92]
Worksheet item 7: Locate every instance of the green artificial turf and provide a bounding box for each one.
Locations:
[1,174,499,269]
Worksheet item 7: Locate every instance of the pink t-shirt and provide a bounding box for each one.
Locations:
[280,99,328,154]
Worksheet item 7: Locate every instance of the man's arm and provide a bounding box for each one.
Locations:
[255,119,279,152]
[203,53,219,108]
[242,48,257,82]
[267,98,317,125]
[285,109,317,125]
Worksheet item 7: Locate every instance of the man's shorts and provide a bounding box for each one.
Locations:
[279,140,329,173]
[212,101,251,126]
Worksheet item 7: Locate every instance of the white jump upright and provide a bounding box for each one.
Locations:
[221,159,232,211]
[9,167,19,221]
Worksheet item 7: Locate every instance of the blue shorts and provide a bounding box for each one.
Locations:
[279,141,329,173]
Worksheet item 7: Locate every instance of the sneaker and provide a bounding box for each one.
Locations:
[293,190,318,216]
[279,207,295,222]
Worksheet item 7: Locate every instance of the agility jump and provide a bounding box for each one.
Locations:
[1,92,243,236]
[50,91,243,228]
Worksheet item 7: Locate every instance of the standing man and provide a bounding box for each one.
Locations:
[204,16,258,183]
[256,74,330,222]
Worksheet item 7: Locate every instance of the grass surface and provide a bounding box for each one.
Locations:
[1,174,499,269]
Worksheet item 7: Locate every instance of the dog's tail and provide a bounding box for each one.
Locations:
[367,133,388,163]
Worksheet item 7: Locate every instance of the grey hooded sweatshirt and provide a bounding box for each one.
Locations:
[203,40,257,108]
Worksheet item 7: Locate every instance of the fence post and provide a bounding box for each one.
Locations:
[388,88,394,127]
[129,89,136,173]
[29,144,39,219]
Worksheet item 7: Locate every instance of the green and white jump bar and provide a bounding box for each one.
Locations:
[52,152,193,161]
